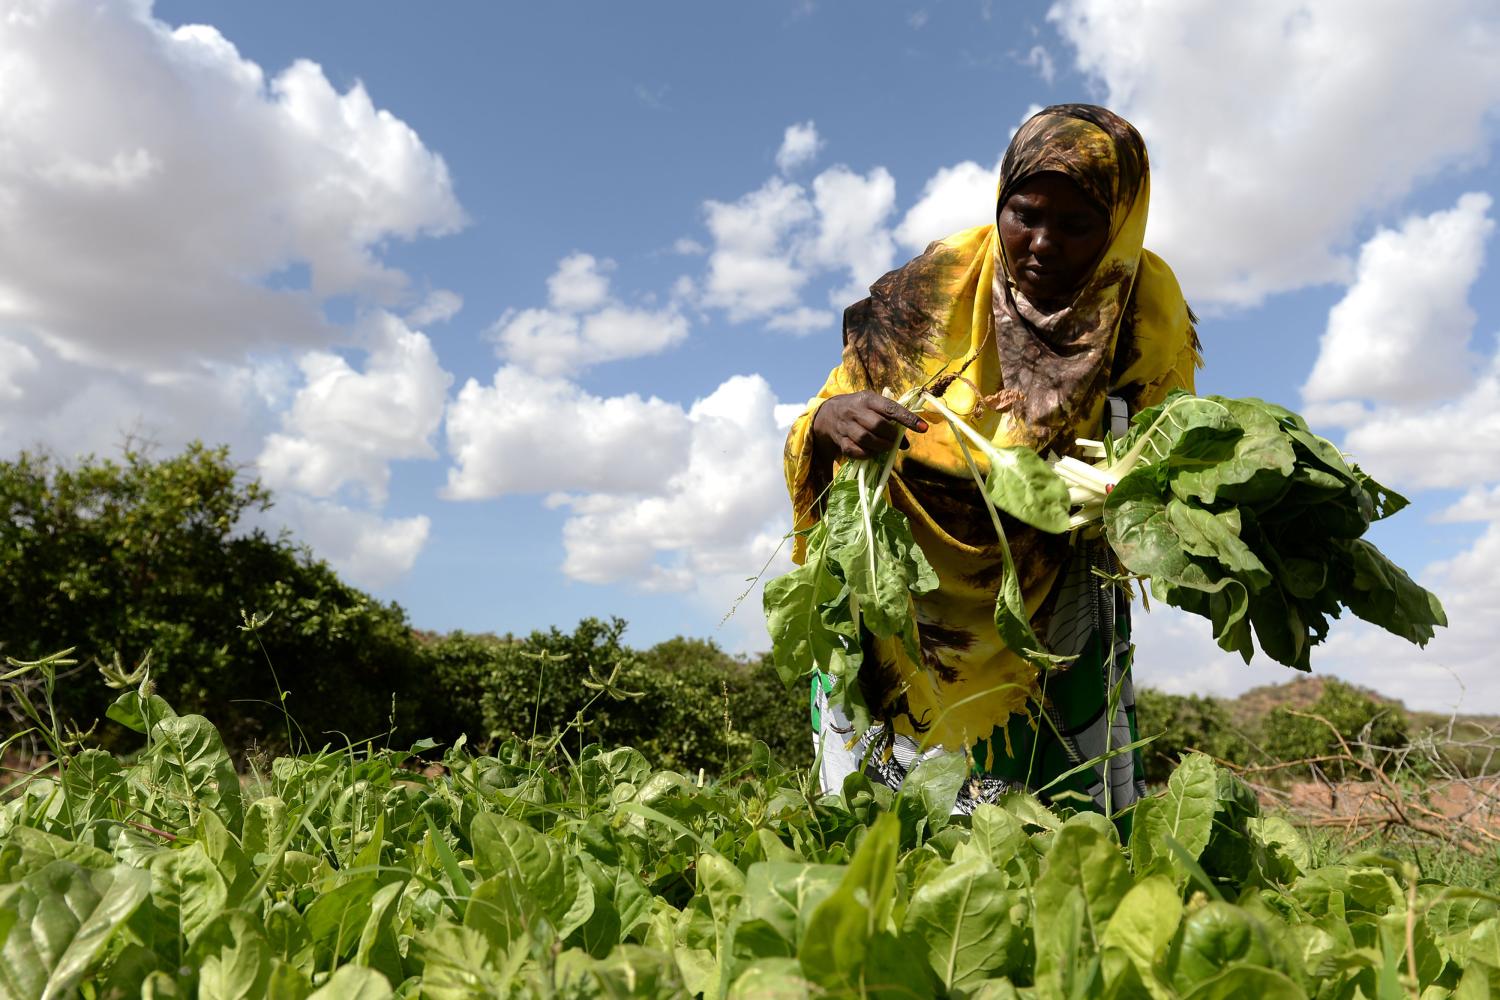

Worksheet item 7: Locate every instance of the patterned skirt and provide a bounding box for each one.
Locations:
[810,540,1148,832]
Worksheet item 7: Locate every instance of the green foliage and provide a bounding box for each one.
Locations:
[0,444,426,750]
[1102,392,1446,670]
[4,664,1498,999]
[1136,687,1255,783]
[1262,678,1410,778]
[421,622,807,776]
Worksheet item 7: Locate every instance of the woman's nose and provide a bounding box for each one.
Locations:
[1029,226,1057,254]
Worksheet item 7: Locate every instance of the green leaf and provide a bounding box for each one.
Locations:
[353,879,406,987]
[727,958,814,999]
[1245,817,1311,883]
[147,714,243,833]
[1168,397,1295,506]
[902,855,1027,989]
[736,862,846,956]
[468,812,594,943]
[105,689,177,735]
[1131,753,1218,878]
[823,479,938,642]
[192,911,272,1000]
[304,876,378,961]
[1337,538,1448,645]
[1032,821,1133,997]
[0,860,151,1000]
[1179,966,1306,1000]
[799,813,929,998]
[762,555,845,690]
[897,751,968,838]
[149,841,229,947]
[305,965,392,1000]
[1100,875,1182,976]
[983,444,1072,533]
[1170,902,1281,991]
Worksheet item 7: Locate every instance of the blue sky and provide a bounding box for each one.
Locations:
[2,1,1498,710]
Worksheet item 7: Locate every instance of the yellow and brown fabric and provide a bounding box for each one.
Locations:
[783,104,1201,755]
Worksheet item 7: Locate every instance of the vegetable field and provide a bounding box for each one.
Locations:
[5,655,1500,999]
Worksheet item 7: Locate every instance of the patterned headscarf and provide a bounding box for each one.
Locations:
[991,105,1151,451]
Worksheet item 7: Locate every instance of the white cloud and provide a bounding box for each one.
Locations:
[776,121,823,173]
[0,338,40,403]
[1436,484,1500,524]
[0,331,275,459]
[1050,0,1500,305]
[696,164,899,327]
[550,374,797,647]
[442,367,692,499]
[766,307,837,335]
[1304,194,1493,406]
[1337,352,1500,492]
[0,0,465,368]
[257,312,452,505]
[277,497,431,588]
[806,165,898,306]
[547,252,614,313]
[701,177,815,321]
[441,369,798,648]
[405,288,464,327]
[893,157,1002,253]
[1024,45,1056,84]
[491,254,689,377]
[672,237,707,256]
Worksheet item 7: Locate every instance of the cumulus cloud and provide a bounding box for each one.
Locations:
[443,367,692,499]
[1050,0,1500,305]
[776,121,824,173]
[258,312,452,505]
[805,165,898,306]
[1304,194,1493,407]
[0,0,465,369]
[441,368,798,646]
[701,177,816,321]
[550,374,797,647]
[893,157,1002,252]
[490,254,690,376]
[0,329,278,459]
[546,253,614,313]
[405,289,464,327]
[697,164,898,327]
[276,497,431,588]
[0,338,41,403]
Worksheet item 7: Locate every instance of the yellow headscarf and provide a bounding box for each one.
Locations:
[784,104,1201,749]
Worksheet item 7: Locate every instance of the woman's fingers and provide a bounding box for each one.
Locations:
[870,394,929,434]
[813,391,932,461]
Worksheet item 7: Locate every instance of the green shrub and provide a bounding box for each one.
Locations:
[1262,678,1408,778]
[0,443,426,751]
[1135,688,1254,784]
[421,621,806,775]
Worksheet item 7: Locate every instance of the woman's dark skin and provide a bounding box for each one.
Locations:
[812,171,1111,464]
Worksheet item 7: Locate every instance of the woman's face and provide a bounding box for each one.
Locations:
[997,172,1111,310]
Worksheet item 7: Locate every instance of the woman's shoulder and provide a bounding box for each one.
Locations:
[840,224,994,387]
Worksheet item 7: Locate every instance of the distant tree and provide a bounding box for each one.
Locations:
[1135,688,1255,784]
[1262,678,1409,778]
[0,443,426,750]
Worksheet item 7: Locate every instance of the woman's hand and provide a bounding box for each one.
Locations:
[811,391,928,463]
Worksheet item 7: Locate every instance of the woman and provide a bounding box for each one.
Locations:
[782,104,1200,820]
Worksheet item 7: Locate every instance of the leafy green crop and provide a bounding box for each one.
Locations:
[4,655,1498,999]
[1091,392,1447,670]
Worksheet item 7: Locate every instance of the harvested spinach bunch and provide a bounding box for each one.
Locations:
[1059,391,1447,670]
